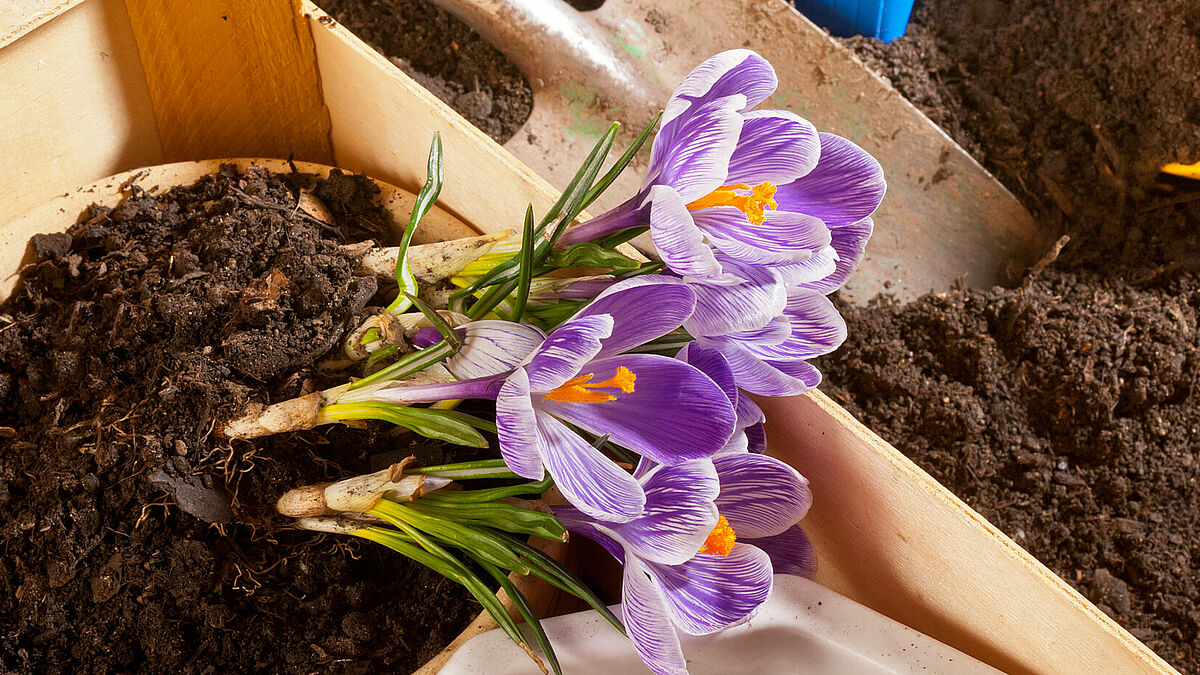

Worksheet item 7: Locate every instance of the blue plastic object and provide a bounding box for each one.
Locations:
[791,0,915,43]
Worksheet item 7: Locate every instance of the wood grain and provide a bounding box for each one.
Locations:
[122,0,333,163]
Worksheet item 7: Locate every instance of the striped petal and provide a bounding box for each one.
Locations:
[724,109,820,186]
[647,544,773,635]
[541,354,736,465]
[661,49,777,128]
[536,410,645,523]
[524,313,612,391]
[683,271,786,337]
[622,558,689,675]
[446,320,547,380]
[649,95,745,203]
[743,291,846,361]
[697,207,831,265]
[494,370,547,480]
[745,525,817,579]
[606,461,719,565]
[647,185,723,279]
[713,453,811,538]
[578,276,696,359]
[774,133,885,228]
[797,217,873,295]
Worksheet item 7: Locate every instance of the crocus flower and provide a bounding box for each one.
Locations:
[555,452,814,675]
[350,277,737,522]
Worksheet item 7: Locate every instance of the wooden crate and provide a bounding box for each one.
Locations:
[0,2,1176,673]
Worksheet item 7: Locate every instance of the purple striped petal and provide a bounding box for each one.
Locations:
[445,320,547,380]
[661,50,777,128]
[676,343,737,407]
[713,453,811,538]
[770,244,838,286]
[524,314,612,391]
[745,525,816,579]
[797,217,873,295]
[725,110,820,186]
[735,392,766,431]
[774,133,885,228]
[540,354,736,465]
[578,276,696,358]
[606,461,719,565]
[726,314,791,346]
[683,272,786,337]
[745,422,767,452]
[410,325,444,348]
[743,291,846,361]
[697,207,831,265]
[622,558,689,675]
[647,185,723,279]
[494,370,547,480]
[646,544,773,635]
[648,95,744,203]
[536,410,645,522]
[698,335,820,396]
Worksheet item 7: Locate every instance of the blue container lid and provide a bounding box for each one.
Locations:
[792,0,915,43]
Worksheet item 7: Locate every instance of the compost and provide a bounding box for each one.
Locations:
[0,167,482,673]
[825,0,1200,669]
[317,0,534,144]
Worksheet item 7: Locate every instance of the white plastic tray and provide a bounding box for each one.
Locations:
[441,575,1002,674]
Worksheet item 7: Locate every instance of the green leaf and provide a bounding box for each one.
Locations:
[321,402,488,448]
[408,500,567,542]
[372,500,530,574]
[596,226,649,250]
[348,340,453,390]
[543,242,641,273]
[581,110,662,211]
[386,134,444,313]
[510,206,537,322]
[419,475,553,503]
[494,531,625,635]
[408,458,521,480]
[404,292,462,348]
[365,343,400,370]
[476,560,562,675]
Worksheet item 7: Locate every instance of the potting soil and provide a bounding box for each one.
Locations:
[0,167,485,672]
[829,0,1200,669]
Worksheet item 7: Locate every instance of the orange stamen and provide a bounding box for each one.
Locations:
[698,514,737,556]
[686,182,778,226]
[542,366,636,404]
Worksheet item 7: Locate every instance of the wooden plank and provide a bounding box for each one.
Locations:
[0,0,87,47]
[758,390,1175,674]
[122,0,333,163]
[304,3,564,237]
[0,0,164,220]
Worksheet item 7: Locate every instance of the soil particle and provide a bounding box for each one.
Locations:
[0,167,484,673]
[316,0,533,144]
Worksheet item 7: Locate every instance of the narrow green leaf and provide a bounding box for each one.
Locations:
[476,559,562,675]
[348,340,453,390]
[543,242,642,273]
[408,500,567,542]
[321,401,488,448]
[365,343,400,370]
[616,260,666,278]
[494,532,625,635]
[403,291,462,348]
[409,458,520,480]
[424,409,498,435]
[581,110,662,211]
[418,476,553,503]
[510,206,536,322]
[372,500,530,574]
[386,134,444,313]
[596,226,649,250]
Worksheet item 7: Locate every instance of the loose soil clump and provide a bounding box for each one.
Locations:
[833,0,1200,670]
[317,0,534,144]
[0,167,482,673]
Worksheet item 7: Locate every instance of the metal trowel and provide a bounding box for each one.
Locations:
[428,0,1047,302]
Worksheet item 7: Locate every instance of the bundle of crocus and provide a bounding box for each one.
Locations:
[250,49,883,675]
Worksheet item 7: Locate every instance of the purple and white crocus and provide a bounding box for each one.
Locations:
[555,453,814,675]
[349,277,736,522]
[560,49,884,396]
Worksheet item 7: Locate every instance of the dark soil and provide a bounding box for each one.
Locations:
[317,0,534,144]
[827,0,1200,670]
[0,167,483,673]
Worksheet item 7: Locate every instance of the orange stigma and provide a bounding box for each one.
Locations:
[698,515,737,556]
[542,366,636,404]
[686,182,778,226]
